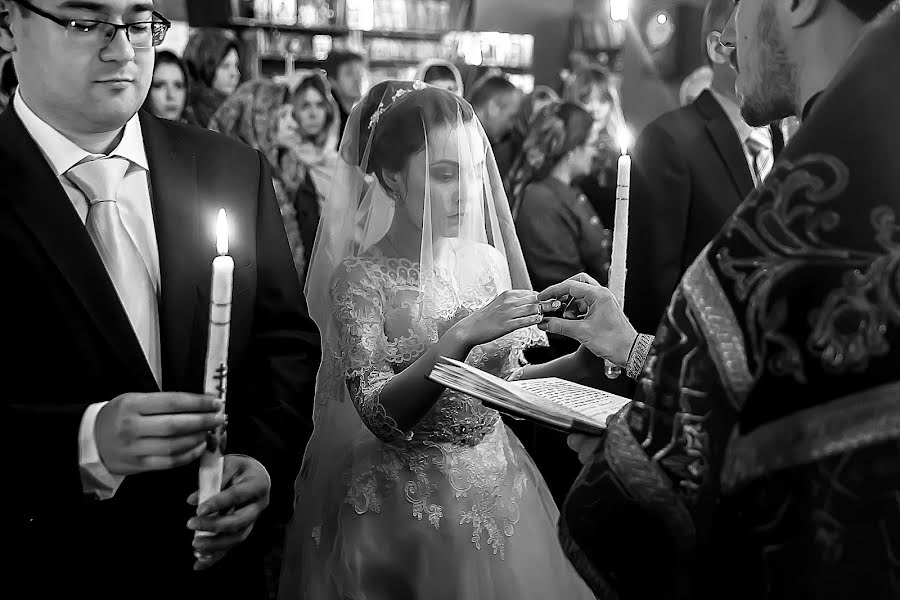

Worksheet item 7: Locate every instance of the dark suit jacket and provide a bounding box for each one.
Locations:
[624,89,755,334]
[0,108,320,599]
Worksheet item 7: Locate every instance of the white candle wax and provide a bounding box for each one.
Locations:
[608,152,631,306]
[198,210,233,505]
[606,139,632,379]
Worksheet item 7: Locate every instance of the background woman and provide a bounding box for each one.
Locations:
[142,50,195,124]
[562,64,623,228]
[209,71,338,288]
[495,84,560,182]
[285,71,340,282]
[279,81,594,600]
[183,28,242,128]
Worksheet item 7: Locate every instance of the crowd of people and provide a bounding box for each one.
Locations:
[1,0,899,598]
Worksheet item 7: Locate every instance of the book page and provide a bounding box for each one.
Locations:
[429,357,629,433]
[516,378,630,422]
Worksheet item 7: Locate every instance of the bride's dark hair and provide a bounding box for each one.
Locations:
[348,81,476,187]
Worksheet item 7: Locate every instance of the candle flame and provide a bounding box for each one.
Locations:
[618,127,632,155]
[610,0,629,21]
[216,209,229,256]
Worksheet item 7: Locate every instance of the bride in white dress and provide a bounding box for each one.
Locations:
[278,81,595,600]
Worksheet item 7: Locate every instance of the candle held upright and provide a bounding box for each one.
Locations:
[606,130,632,379]
[198,209,234,504]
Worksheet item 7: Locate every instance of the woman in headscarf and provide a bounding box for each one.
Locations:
[183,28,242,128]
[415,58,464,96]
[141,50,197,124]
[562,64,623,228]
[495,85,560,183]
[209,71,339,286]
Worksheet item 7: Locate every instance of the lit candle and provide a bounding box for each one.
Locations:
[606,129,632,379]
[198,209,233,504]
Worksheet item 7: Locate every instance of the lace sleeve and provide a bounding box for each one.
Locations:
[331,259,412,444]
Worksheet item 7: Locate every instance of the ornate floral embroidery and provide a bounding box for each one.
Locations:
[716,154,900,381]
[332,249,546,557]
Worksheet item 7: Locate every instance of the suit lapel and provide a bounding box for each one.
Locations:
[695,90,755,198]
[0,107,158,389]
[140,112,203,391]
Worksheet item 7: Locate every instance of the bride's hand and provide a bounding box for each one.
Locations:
[447,290,561,350]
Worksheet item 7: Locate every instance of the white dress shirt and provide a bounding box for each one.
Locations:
[14,92,162,499]
[708,88,773,186]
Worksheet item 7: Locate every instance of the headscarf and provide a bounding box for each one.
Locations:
[286,70,341,203]
[183,28,240,127]
[209,74,338,282]
[141,50,197,125]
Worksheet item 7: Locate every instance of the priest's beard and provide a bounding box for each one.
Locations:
[740,0,799,126]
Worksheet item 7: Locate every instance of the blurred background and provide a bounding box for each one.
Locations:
[153,0,707,133]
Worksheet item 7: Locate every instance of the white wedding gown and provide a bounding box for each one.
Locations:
[279,243,595,599]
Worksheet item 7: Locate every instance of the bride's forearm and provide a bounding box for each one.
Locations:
[376,329,471,433]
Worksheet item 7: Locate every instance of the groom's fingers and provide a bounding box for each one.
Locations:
[193,526,255,557]
[138,441,207,471]
[193,550,227,571]
[196,474,268,517]
[140,393,223,415]
[139,412,225,437]
[132,433,208,457]
[189,503,261,535]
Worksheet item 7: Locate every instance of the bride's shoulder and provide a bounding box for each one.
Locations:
[331,253,419,293]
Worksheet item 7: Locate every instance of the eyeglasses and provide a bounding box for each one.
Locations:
[9,0,171,49]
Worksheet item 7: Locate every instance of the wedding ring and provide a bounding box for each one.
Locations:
[536,302,544,315]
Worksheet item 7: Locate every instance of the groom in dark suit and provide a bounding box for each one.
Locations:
[0,1,319,598]
[624,0,783,334]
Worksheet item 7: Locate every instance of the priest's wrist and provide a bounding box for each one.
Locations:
[625,333,655,380]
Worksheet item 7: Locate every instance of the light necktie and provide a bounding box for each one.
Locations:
[746,130,773,185]
[66,157,161,383]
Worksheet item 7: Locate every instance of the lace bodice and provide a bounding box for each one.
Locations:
[331,244,545,446]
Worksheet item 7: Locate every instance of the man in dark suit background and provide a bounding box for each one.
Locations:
[0,1,319,598]
[624,0,781,334]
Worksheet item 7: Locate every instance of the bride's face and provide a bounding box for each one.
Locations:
[397,121,485,240]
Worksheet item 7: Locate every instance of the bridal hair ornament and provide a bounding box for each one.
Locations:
[368,80,428,131]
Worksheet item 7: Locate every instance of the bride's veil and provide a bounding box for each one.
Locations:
[287,81,536,579]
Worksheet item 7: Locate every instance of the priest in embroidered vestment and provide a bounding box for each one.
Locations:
[534,1,900,598]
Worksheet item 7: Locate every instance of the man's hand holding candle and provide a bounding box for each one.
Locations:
[95,393,225,475]
[186,455,271,570]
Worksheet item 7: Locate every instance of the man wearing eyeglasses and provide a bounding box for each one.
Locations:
[0,1,320,598]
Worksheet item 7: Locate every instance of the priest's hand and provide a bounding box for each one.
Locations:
[537,274,637,366]
[567,433,604,466]
[95,393,225,475]
[187,455,271,570]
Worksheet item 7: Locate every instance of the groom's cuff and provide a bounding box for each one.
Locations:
[79,402,126,500]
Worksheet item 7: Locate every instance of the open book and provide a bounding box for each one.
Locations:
[429,356,631,435]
